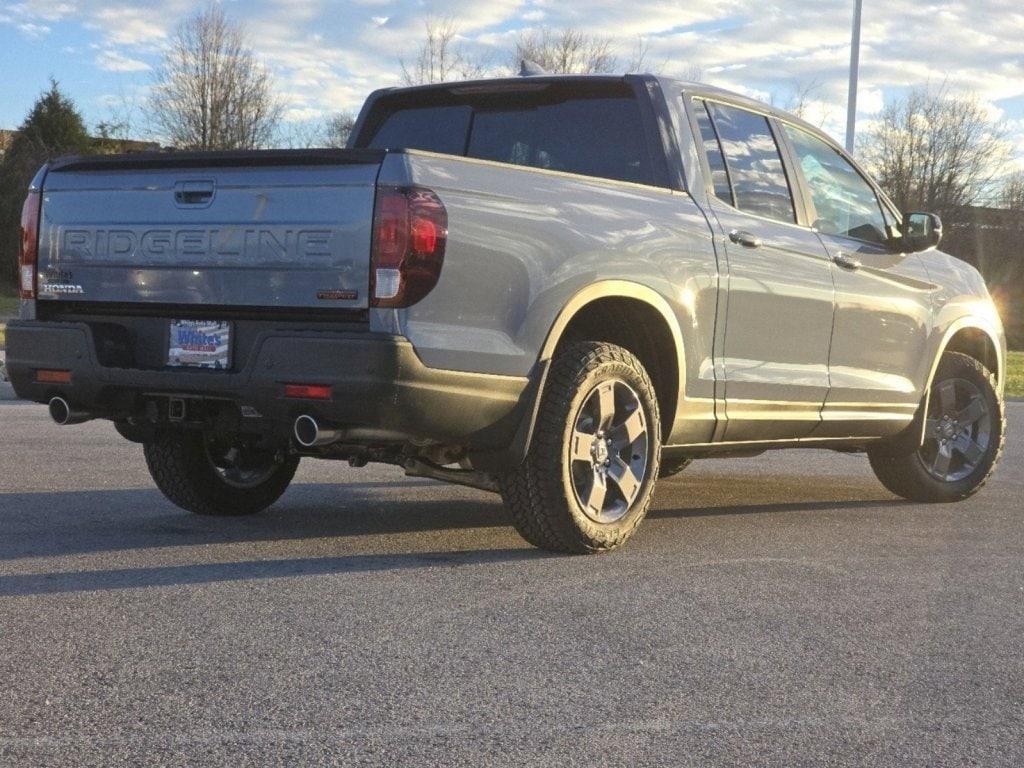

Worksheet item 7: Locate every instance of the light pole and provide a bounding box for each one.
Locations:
[846,0,863,154]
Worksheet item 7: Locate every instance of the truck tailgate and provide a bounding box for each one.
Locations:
[37,150,385,310]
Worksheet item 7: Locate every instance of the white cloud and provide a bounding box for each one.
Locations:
[95,49,150,72]
[6,1,76,22]
[16,21,50,36]
[87,6,170,46]
[4,0,1024,163]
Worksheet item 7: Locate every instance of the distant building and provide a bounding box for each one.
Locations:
[946,205,1024,349]
[91,136,162,154]
[0,129,161,159]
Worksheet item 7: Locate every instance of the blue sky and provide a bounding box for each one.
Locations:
[2,0,1023,167]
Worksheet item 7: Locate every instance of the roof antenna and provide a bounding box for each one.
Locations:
[519,59,548,77]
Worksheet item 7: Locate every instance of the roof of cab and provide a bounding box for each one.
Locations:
[362,72,846,158]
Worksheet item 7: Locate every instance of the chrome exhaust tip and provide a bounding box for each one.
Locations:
[294,414,342,448]
[48,396,91,426]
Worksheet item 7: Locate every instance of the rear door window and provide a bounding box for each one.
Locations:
[705,102,795,223]
[692,99,734,205]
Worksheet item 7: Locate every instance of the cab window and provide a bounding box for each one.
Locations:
[692,99,734,205]
[781,124,888,245]
[702,101,796,224]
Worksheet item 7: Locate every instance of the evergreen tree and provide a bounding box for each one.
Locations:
[0,80,91,288]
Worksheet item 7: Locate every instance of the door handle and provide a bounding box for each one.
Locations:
[832,252,862,270]
[174,180,216,208]
[729,230,762,248]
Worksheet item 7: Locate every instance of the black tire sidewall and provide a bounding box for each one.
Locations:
[869,352,1005,503]
[145,431,299,516]
[911,354,1003,498]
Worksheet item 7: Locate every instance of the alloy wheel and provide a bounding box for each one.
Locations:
[918,377,992,482]
[568,379,650,524]
[204,436,282,489]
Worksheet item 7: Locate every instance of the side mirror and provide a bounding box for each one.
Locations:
[902,212,942,252]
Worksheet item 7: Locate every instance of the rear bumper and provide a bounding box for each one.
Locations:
[5,320,533,454]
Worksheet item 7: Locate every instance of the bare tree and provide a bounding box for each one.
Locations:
[771,79,831,126]
[513,28,617,74]
[275,120,327,149]
[324,111,357,148]
[858,85,1009,222]
[622,36,683,76]
[401,19,488,86]
[274,111,358,150]
[676,63,704,82]
[1000,171,1024,210]
[149,4,282,150]
[624,37,651,74]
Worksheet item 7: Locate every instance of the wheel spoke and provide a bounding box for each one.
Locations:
[953,435,984,465]
[924,417,942,437]
[611,408,646,447]
[570,429,596,463]
[956,397,986,427]
[936,380,957,414]
[608,457,641,503]
[595,383,616,431]
[932,444,953,477]
[584,471,608,514]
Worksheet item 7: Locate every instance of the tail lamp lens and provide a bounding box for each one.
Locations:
[284,384,333,400]
[35,369,72,384]
[19,190,42,300]
[370,186,447,308]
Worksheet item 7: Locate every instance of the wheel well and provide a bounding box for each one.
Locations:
[556,297,679,437]
[943,327,1000,383]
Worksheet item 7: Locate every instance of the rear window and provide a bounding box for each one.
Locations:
[365,105,471,156]
[359,84,656,186]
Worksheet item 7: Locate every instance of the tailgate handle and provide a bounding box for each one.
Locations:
[174,180,215,208]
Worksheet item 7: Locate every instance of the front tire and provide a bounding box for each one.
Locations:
[144,431,299,516]
[500,342,661,553]
[868,352,1004,503]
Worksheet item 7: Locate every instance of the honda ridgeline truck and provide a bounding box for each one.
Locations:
[6,75,1007,553]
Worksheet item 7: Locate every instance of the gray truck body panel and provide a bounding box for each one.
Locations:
[7,75,1006,458]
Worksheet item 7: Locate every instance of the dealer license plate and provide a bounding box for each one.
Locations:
[167,320,231,369]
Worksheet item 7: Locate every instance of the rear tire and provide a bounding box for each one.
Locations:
[144,431,299,516]
[868,352,1004,503]
[500,342,661,553]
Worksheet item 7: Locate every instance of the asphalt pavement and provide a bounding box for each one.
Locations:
[1,398,1022,766]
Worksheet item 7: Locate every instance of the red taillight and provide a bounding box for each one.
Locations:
[284,384,333,400]
[370,186,447,308]
[19,190,42,300]
[35,369,72,384]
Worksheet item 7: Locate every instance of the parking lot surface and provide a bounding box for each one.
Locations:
[1,398,1022,766]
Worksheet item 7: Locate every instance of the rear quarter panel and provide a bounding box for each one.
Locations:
[372,150,722,442]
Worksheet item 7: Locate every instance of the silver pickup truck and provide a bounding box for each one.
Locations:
[6,74,1007,553]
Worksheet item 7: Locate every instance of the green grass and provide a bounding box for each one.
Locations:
[1006,351,1024,398]
[0,287,15,352]
[0,290,17,320]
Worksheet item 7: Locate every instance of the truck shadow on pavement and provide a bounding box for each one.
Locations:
[0,475,896,597]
